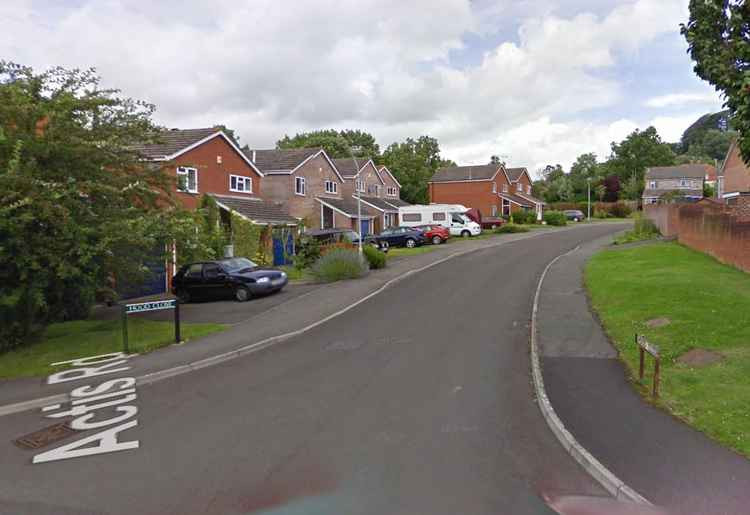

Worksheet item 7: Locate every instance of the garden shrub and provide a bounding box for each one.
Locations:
[543,211,568,226]
[310,248,368,282]
[293,236,321,270]
[362,245,387,269]
[511,211,536,225]
[495,223,530,234]
[610,201,632,218]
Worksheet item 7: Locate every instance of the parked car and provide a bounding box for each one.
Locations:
[564,209,585,222]
[172,257,288,303]
[414,224,451,245]
[303,228,388,252]
[375,226,427,248]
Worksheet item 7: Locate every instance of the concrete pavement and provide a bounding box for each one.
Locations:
[538,235,750,515]
[0,223,627,515]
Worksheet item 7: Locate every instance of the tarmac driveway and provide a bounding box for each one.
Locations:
[90,282,322,325]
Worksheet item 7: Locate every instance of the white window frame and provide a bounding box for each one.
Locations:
[387,186,397,197]
[526,185,531,194]
[492,182,497,193]
[356,180,365,193]
[649,180,656,189]
[502,184,508,193]
[516,182,523,192]
[295,176,306,196]
[324,180,338,194]
[229,174,253,193]
[491,205,498,216]
[176,166,198,193]
[680,179,689,187]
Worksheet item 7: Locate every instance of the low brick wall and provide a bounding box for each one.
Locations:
[644,204,750,273]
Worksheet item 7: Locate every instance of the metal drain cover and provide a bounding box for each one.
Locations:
[14,422,76,450]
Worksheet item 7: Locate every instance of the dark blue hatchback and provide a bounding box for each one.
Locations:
[172,257,288,303]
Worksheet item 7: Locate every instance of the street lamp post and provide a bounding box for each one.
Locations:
[349,149,363,254]
[587,177,592,221]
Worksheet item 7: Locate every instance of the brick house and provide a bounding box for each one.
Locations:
[642,165,706,204]
[718,139,750,219]
[245,147,357,230]
[429,164,543,221]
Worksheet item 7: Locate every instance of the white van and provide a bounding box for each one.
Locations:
[398,204,482,237]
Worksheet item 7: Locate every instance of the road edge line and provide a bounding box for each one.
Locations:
[530,245,652,505]
[0,224,613,418]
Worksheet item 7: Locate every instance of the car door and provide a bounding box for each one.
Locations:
[202,263,227,300]
[183,263,204,299]
[379,228,394,245]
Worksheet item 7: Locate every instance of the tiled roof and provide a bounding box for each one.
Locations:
[505,168,527,182]
[377,165,402,187]
[516,191,544,205]
[498,192,534,207]
[133,128,219,160]
[645,165,709,180]
[246,148,320,173]
[356,196,398,212]
[316,196,379,217]
[209,194,298,225]
[430,165,501,182]
[332,157,371,177]
[642,189,703,198]
[383,197,410,208]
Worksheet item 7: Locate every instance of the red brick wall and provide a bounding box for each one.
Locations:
[168,135,262,209]
[429,180,501,217]
[645,203,750,273]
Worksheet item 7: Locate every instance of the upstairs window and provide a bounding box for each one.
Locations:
[680,179,689,188]
[387,186,397,196]
[295,176,306,196]
[492,182,497,193]
[355,180,365,192]
[324,180,338,194]
[177,167,198,193]
[649,180,656,189]
[502,184,508,193]
[229,175,252,193]
[526,185,531,194]
[516,182,522,192]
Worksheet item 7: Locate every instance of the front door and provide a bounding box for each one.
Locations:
[359,218,370,236]
[322,206,334,229]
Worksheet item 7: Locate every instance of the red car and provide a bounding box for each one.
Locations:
[415,224,451,244]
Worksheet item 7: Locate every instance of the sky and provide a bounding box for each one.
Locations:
[0,0,725,176]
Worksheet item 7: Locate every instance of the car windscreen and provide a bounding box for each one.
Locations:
[221,257,258,272]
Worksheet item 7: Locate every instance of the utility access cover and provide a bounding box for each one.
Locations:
[14,422,76,450]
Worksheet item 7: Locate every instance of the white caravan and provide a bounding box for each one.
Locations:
[398,204,481,237]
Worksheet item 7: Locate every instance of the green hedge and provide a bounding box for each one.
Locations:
[494,223,530,234]
[511,211,537,225]
[543,211,568,226]
[363,245,387,269]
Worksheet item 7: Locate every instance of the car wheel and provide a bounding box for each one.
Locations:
[370,241,380,249]
[405,238,416,248]
[234,286,251,302]
[461,230,471,238]
[176,289,191,303]
[432,235,442,245]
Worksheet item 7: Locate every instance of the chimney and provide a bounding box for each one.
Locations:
[251,150,256,163]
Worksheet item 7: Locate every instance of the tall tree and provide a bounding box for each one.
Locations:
[682,2,750,161]
[568,153,599,200]
[0,63,174,347]
[606,127,675,185]
[276,129,380,160]
[381,136,448,204]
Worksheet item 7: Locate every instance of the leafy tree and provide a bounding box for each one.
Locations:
[276,129,380,160]
[606,127,676,184]
[569,153,599,201]
[490,155,505,166]
[602,175,621,202]
[0,62,174,348]
[381,136,448,204]
[703,182,716,198]
[682,3,750,161]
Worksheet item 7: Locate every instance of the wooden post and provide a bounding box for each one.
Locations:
[638,334,645,380]
[121,304,129,354]
[653,357,660,398]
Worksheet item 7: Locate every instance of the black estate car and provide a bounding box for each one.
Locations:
[563,209,586,222]
[172,257,288,302]
[375,226,427,248]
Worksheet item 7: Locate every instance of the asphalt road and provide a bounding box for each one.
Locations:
[0,224,626,515]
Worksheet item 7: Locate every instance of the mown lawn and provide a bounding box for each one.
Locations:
[585,242,750,456]
[0,318,226,379]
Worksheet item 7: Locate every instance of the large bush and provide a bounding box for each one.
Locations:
[609,201,632,218]
[544,211,568,226]
[362,245,387,269]
[293,235,321,270]
[311,248,368,282]
[495,223,530,234]
[511,211,537,225]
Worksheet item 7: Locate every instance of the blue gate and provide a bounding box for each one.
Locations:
[272,232,295,266]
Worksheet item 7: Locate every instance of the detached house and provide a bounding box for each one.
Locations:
[718,139,750,218]
[429,164,544,221]
[642,165,706,204]
[246,147,348,230]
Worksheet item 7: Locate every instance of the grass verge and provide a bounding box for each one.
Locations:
[585,241,750,457]
[279,265,313,282]
[0,318,226,379]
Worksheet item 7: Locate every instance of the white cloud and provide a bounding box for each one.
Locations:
[645,92,722,108]
[0,0,693,171]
